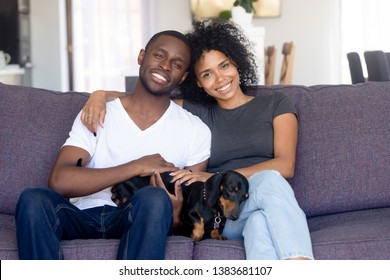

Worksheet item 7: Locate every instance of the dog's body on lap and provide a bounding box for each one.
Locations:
[111,171,249,241]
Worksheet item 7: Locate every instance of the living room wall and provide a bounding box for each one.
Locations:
[146,0,341,86]
[30,0,68,91]
[29,0,340,91]
[252,0,341,86]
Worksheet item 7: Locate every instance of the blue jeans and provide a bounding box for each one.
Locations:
[15,186,173,260]
[222,170,314,260]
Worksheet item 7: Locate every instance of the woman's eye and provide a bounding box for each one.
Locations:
[202,73,211,79]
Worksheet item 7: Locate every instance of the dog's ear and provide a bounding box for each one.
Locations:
[205,172,224,206]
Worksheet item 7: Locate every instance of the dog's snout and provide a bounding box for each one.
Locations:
[224,204,241,221]
[230,214,239,221]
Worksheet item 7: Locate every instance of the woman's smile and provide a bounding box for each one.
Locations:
[216,82,232,93]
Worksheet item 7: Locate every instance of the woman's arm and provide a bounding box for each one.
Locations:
[82,91,184,133]
[235,113,298,179]
[81,90,125,133]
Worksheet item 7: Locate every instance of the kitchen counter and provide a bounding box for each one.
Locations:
[0,65,25,85]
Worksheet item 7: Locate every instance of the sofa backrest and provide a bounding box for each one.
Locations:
[1,82,389,217]
[249,82,390,217]
[0,83,88,214]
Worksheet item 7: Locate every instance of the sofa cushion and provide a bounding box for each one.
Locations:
[0,213,194,260]
[193,239,246,260]
[309,207,390,259]
[0,83,88,214]
[249,82,390,217]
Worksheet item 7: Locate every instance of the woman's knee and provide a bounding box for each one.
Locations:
[243,211,266,236]
[249,170,293,196]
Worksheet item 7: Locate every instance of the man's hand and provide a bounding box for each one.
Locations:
[134,154,178,177]
[151,171,183,228]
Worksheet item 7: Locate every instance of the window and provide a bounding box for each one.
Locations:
[341,0,390,82]
[70,0,145,92]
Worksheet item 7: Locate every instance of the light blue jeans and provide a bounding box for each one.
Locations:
[222,170,314,260]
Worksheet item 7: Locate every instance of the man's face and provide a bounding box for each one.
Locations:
[138,35,190,96]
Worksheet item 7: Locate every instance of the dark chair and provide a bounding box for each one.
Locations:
[386,52,390,71]
[346,52,366,84]
[264,45,276,86]
[279,42,295,85]
[125,76,138,92]
[364,50,390,81]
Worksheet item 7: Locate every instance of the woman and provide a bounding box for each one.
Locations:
[82,20,313,260]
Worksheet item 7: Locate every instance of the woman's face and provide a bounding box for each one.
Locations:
[194,50,240,102]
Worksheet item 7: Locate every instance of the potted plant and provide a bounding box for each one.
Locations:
[231,0,258,26]
[233,0,258,13]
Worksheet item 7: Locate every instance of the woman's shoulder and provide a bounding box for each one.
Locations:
[251,91,292,105]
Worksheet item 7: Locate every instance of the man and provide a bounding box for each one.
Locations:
[15,30,211,260]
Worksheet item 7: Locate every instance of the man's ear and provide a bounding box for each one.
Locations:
[137,49,145,65]
[178,72,189,84]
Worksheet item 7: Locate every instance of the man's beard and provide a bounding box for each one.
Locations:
[139,74,175,97]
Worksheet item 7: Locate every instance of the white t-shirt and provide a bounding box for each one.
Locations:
[64,98,211,210]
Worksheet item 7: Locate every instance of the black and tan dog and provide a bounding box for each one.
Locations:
[110,171,249,241]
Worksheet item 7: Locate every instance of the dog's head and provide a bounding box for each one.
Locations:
[205,171,249,221]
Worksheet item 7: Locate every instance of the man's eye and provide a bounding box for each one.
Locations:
[173,62,182,70]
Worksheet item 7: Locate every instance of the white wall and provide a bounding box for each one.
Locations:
[144,0,192,35]
[29,0,341,90]
[30,0,68,91]
[253,0,341,85]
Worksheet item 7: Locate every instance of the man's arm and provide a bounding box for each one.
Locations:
[49,146,178,198]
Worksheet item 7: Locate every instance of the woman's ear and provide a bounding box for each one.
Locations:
[196,80,203,88]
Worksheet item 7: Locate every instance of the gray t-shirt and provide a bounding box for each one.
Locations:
[183,92,297,173]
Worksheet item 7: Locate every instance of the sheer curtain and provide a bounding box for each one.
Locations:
[71,0,150,92]
[341,0,390,82]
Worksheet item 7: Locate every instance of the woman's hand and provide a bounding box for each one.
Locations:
[81,90,125,134]
[81,90,108,134]
[170,169,214,185]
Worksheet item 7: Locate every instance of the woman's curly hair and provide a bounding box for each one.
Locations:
[179,20,259,104]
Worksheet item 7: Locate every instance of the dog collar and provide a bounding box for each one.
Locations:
[202,186,207,201]
[202,186,222,229]
[214,212,222,229]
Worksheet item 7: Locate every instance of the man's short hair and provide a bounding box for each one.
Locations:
[144,30,191,53]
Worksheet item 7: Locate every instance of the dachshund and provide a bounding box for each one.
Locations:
[110,171,249,241]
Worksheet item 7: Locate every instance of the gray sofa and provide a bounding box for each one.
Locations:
[1,81,389,260]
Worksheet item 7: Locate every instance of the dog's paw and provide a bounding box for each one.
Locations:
[191,232,203,242]
[191,221,205,241]
[210,229,227,240]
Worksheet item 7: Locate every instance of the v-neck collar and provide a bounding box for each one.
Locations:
[117,98,173,133]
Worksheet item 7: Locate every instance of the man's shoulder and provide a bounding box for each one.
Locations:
[171,102,202,119]
[170,101,210,130]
